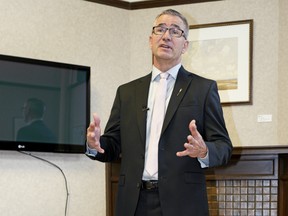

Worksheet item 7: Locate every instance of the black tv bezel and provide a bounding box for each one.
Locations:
[0,54,90,154]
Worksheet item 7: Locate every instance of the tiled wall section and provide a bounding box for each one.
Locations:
[207,180,278,216]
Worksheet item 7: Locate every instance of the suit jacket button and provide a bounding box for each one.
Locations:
[137,183,141,189]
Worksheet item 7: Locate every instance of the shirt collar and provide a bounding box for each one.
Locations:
[151,63,181,81]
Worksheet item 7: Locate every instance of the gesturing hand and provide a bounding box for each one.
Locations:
[176,120,208,158]
[86,113,104,154]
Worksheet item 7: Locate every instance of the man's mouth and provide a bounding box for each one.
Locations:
[159,44,172,50]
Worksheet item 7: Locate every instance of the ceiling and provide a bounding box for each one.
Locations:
[122,0,152,2]
[85,0,221,10]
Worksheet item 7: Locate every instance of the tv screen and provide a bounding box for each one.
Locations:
[0,54,90,153]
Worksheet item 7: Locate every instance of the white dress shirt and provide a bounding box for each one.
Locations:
[86,64,209,175]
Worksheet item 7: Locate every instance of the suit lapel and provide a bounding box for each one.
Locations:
[162,67,193,134]
[136,74,151,144]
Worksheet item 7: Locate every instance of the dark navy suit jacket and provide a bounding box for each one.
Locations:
[16,120,56,143]
[89,66,233,216]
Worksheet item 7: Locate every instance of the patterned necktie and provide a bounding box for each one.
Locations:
[145,72,169,177]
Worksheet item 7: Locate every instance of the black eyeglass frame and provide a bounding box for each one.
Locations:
[152,26,187,39]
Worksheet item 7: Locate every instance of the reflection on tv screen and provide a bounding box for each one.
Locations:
[0,55,90,153]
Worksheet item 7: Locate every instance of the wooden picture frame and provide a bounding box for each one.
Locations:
[182,20,253,105]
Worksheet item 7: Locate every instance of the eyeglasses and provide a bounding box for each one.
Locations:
[152,26,186,39]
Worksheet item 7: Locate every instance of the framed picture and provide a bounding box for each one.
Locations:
[182,20,253,105]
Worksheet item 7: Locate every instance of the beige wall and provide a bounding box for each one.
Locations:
[0,0,129,215]
[278,0,288,144]
[0,0,287,215]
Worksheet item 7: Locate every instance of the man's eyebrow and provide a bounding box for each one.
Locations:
[157,23,181,29]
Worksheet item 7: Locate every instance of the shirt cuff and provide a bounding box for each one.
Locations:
[197,149,209,168]
[85,142,98,157]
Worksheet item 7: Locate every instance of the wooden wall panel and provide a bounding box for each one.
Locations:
[106,146,288,216]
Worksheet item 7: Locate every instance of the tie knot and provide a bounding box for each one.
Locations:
[160,73,169,80]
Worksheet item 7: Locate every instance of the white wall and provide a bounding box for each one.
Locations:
[0,0,129,215]
[278,0,288,144]
[0,0,287,216]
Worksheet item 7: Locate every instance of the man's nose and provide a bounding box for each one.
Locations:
[162,29,172,40]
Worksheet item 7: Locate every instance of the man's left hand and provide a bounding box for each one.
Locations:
[176,120,208,158]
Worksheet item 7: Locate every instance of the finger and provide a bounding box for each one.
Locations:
[176,142,190,157]
[189,120,197,136]
[87,121,96,132]
[176,149,189,157]
[95,142,105,154]
[176,143,198,157]
[187,135,196,144]
[189,120,202,140]
[93,113,101,127]
[87,113,100,137]
[91,113,104,153]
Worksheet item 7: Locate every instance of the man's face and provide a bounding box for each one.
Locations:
[149,14,189,66]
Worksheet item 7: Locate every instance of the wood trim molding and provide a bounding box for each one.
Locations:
[204,145,288,180]
[205,154,279,180]
[85,0,130,9]
[85,0,222,10]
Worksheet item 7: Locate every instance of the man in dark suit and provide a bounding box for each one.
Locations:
[16,98,56,143]
[86,9,232,216]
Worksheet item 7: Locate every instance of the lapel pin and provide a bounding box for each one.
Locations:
[177,88,183,96]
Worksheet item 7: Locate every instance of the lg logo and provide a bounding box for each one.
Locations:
[18,145,25,149]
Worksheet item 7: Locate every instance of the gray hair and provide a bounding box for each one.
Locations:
[154,9,189,39]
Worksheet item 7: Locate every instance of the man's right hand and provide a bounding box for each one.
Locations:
[86,113,104,154]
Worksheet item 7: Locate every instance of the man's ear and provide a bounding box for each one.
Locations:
[149,35,153,49]
[182,40,189,54]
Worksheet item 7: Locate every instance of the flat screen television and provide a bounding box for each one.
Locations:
[0,54,90,153]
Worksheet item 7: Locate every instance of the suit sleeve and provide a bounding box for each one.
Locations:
[91,87,122,162]
[203,81,233,167]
